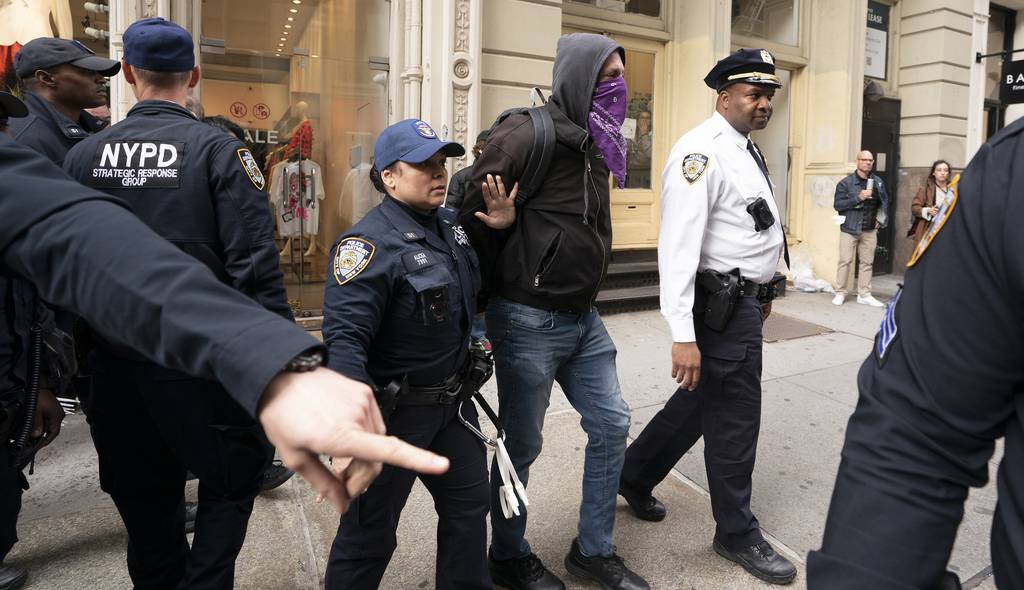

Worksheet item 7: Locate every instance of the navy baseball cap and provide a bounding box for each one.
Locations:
[0,92,27,118]
[124,18,195,73]
[704,48,782,92]
[14,38,120,78]
[374,119,465,170]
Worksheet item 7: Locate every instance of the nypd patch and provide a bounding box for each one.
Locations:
[875,287,902,366]
[682,153,709,184]
[452,224,470,247]
[332,238,375,285]
[414,120,437,138]
[236,148,266,190]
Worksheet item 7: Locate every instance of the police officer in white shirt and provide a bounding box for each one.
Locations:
[618,49,797,585]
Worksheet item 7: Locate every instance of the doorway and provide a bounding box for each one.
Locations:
[861,97,900,275]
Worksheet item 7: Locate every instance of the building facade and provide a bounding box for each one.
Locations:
[6,0,1021,311]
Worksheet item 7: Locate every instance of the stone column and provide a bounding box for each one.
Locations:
[109,0,166,123]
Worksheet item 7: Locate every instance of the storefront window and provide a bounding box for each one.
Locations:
[622,48,655,189]
[985,5,1015,102]
[569,0,660,18]
[200,0,389,314]
[732,0,800,47]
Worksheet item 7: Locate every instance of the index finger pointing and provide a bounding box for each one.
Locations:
[335,431,449,475]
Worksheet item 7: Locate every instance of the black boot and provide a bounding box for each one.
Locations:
[564,538,650,590]
[259,459,295,492]
[0,565,27,590]
[618,480,666,522]
[489,550,564,590]
[713,539,796,585]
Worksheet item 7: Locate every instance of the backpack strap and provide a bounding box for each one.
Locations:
[514,106,555,206]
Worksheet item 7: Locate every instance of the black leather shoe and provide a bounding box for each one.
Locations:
[0,565,28,590]
[184,501,198,534]
[489,550,564,590]
[259,460,295,492]
[564,538,650,590]
[713,539,796,585]
[618,480,666,522]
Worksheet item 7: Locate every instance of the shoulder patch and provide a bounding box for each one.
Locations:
[907,175,959,267]
[452,224,470,247]
[875,287,902,366]
[236,148,266,190]
[682,153,709,184]
[332,237,376,285]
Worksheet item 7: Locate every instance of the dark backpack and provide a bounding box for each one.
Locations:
[487,88,556,206]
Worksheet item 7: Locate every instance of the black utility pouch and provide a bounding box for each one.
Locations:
[746,197,776,232]
[697,270,742,332]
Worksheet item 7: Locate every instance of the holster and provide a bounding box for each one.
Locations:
[696,269,742,332]
[373,348,495,422]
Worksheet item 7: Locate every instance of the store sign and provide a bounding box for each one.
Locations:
[1001,60,1024,104]
[243,128,279,145]
[865,1,889,80]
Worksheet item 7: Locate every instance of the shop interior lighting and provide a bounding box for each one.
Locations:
[288,17,294,21]
[280,37,286,40]
[284,24,292,28]
[289,8,298,13]
[292,0,301,4]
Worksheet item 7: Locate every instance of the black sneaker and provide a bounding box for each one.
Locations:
[259,460,295,492]
[184,501,198,534]
[0,565,26,590]
[564,538,650,590]
[713,539,796,585]
[489,550,565,590]
[618,480,666,522]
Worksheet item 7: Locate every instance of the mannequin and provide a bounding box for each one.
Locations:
[0,0,73,91]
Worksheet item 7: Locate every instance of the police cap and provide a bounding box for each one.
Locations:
[124,18,196,73]
[374,119,465,170]
[14,38,120,78]
[0,92,28,119]
[704,48,783,92]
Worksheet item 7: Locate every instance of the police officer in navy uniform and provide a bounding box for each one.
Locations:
[8,37,119,165]
[322,119,505,589]
[61,18,287,589]
[0,91,68,590]
[805,101,1024,590]
[618,49,797,585]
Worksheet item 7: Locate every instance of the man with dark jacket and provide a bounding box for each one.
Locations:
[445,130,489,212]
[460,33,648,590]
[831,150,889,307]
[8,38,119,166]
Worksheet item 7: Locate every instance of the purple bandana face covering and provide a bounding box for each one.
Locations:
[588,75,628,188]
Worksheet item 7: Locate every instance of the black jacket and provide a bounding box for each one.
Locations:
[8,92,106,165]
[0,135,318,416]
[459,34,623,313]
[62,100,291,322]
[444,164,473,212]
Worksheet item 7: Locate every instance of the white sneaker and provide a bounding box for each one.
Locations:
[857,295,885,307]
[831,294,845,306]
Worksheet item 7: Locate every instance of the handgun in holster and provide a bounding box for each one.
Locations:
[373,378,404,423]
[460,347,494,402]
[696,269,742,332]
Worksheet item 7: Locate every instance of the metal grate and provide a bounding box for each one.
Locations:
[762,313,832,343]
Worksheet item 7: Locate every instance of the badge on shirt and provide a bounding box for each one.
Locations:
[88,140,184,189]
[875,287,902,366]
[236,148,266,190]
[333,237,375,285]
[682,153,709,184]
[452,224,470,247]
[907,174,959,268]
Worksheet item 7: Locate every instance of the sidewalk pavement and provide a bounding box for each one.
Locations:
[10,287,997,589]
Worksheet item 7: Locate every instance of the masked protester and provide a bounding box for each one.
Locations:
[460,33,649,590]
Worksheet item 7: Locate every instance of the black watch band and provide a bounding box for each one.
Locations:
[283,349,324,373]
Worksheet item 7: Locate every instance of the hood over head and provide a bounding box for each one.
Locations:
[551,33,624,129]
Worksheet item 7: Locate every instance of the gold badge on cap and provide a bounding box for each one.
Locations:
[682,153,709,185]
[760,49,774,65]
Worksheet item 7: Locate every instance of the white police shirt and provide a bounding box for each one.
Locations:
[659,111,785,343]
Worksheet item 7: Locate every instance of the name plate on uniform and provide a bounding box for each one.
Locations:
[88,140,185,189]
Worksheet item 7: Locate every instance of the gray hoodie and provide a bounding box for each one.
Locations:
[551,33,624,128]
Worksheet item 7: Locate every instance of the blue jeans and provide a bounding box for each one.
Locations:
[486,297,631,559]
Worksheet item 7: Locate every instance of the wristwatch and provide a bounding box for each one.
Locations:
[282,349,324,373]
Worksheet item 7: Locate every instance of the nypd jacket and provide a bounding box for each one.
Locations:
[0,135,318,416]
[459,34,622,314]
[8,92,106,166]
[62,100,291,322]
[323,197,477,387]
[0,276,57,402]
[833,172,889,236]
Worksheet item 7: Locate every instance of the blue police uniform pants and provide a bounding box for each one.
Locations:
[326,402,490,590]
[621,296,765,550]
[485,298,632,560]
[86,354,272,590]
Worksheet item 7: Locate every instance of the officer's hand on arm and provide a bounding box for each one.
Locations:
[32,389,65,447]
[257,367,450,513]
[475,174,518,229]
[671,342,701,391]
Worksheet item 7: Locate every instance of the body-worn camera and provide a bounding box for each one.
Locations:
[746,197,775,232]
